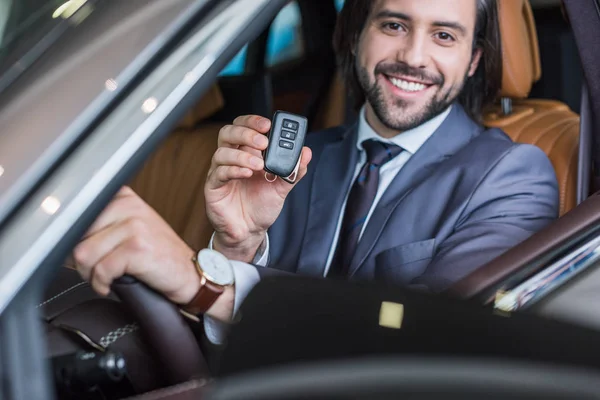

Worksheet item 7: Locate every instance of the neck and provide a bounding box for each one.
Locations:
[364,103,402,139]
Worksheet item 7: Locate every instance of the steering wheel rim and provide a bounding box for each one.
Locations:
[111,275,209,384]
[206,356,600,399]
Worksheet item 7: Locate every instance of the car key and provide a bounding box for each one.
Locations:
[263,111,308,184]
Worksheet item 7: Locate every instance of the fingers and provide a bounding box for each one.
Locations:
[296,146,313,181]
[271,147,312,196]
[211,166,254,186]
[83,187,140,239]
[76,227,151,296]
[89,243,131,296]
[211,147,264,171]
[73,219,137,280]
[232,115,271,133]
[218,123,269,150]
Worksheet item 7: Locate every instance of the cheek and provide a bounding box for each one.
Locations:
[357,28,398,71]
[435,49,473,85]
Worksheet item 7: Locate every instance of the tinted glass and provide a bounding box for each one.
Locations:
[265,1,303,67]
[218,1,304,76]
[0,0,67,78]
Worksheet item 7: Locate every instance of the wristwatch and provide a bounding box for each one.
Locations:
[184,249,234,316]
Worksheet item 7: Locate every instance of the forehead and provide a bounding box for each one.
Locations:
[371,0,478,31]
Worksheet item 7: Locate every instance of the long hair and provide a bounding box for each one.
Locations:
[332,0,502,123]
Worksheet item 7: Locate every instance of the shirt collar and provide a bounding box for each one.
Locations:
[356,104,453,155]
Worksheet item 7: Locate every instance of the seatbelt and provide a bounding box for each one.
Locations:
[563,0,600,197]
[578,82,593,202]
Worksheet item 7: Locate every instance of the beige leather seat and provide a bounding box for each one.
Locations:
[129,85,224,250]
[483,0,579,216]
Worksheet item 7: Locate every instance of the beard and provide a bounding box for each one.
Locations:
[356,60,469,132]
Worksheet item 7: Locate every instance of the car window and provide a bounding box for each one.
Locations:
[265,1,303,67]
[334,0,344,12]
[218,44,248,76]
[0,0,74,83]
[218,1,304,76]
[0,0,12,43]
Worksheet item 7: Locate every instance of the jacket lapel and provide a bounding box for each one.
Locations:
[297,125,359,277]
[348,105,482,276]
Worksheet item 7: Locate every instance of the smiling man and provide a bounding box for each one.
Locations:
[75,0,559,344]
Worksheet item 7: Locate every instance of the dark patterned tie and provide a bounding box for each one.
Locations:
[328,139,403,278]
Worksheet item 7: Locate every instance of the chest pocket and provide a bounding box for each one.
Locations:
[374,239,436,285]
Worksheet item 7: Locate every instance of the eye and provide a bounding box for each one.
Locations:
[435,31,455,42]
[382,22,405,33]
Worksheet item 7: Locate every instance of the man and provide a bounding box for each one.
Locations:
[74,0,558,342]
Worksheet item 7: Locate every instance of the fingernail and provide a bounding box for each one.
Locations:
[251,157,263,168]
[259,118,270,130]
[253,134,268,147]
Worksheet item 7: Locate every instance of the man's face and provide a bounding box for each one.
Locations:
[355,0,482,134]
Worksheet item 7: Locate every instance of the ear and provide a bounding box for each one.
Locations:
[468,47,483,77]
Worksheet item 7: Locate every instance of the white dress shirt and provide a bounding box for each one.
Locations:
[204,105,452,344]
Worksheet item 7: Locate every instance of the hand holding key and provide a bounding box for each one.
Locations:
[205,114,312,263]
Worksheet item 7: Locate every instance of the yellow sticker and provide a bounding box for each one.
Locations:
[379,301,404,329]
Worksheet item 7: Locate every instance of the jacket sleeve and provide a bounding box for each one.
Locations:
[410,144,559,293]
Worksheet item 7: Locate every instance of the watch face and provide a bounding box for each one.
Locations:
[198,249,234,285]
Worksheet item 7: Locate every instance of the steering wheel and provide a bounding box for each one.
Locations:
[111,276,209,384]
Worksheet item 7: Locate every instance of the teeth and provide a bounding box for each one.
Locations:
[389,77,427,92]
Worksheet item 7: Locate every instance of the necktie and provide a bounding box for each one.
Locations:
[328,139,403,278]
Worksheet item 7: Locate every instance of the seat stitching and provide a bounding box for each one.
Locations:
[543,119,577,148]
[37,282,88,308]
[99,323,140,348]
[511,111,549,142]
[519,114,570,144]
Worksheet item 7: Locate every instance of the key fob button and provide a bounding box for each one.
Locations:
[279,140,294,150]
[281,130,296,140]
[283,119,299,131]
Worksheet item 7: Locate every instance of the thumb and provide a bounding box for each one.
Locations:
[273,146,312,192]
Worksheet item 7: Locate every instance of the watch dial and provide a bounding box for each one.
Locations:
[198,249,234,285]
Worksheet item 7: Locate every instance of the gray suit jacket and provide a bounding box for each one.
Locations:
[263,104,559,292]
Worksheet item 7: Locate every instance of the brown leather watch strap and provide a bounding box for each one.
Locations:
[183,258,226,316]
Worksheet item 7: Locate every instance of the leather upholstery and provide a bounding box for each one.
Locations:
[483,100,579,216]
[497,0,542,98]
[313,70,346,130]
[485,0,580,216]
[176,84,224,129]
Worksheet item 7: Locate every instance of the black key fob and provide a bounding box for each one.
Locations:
[263,111,308,183]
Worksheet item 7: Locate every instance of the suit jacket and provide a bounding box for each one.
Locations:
[263,104,559,292]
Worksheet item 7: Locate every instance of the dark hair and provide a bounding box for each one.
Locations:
[333,0,502,122]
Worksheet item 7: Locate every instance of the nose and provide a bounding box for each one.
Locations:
[397,31,429,68]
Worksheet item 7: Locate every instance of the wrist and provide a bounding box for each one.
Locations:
[171,250,202,305]
[213,231,266,263]
[178,248,236,322]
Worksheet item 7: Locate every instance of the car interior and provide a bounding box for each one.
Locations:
[36,0,600,398]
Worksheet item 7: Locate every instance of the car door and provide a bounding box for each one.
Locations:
[0,1,288,398]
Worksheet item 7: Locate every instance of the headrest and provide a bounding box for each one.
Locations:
[498,0,542,99]
[177,84,224,129]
